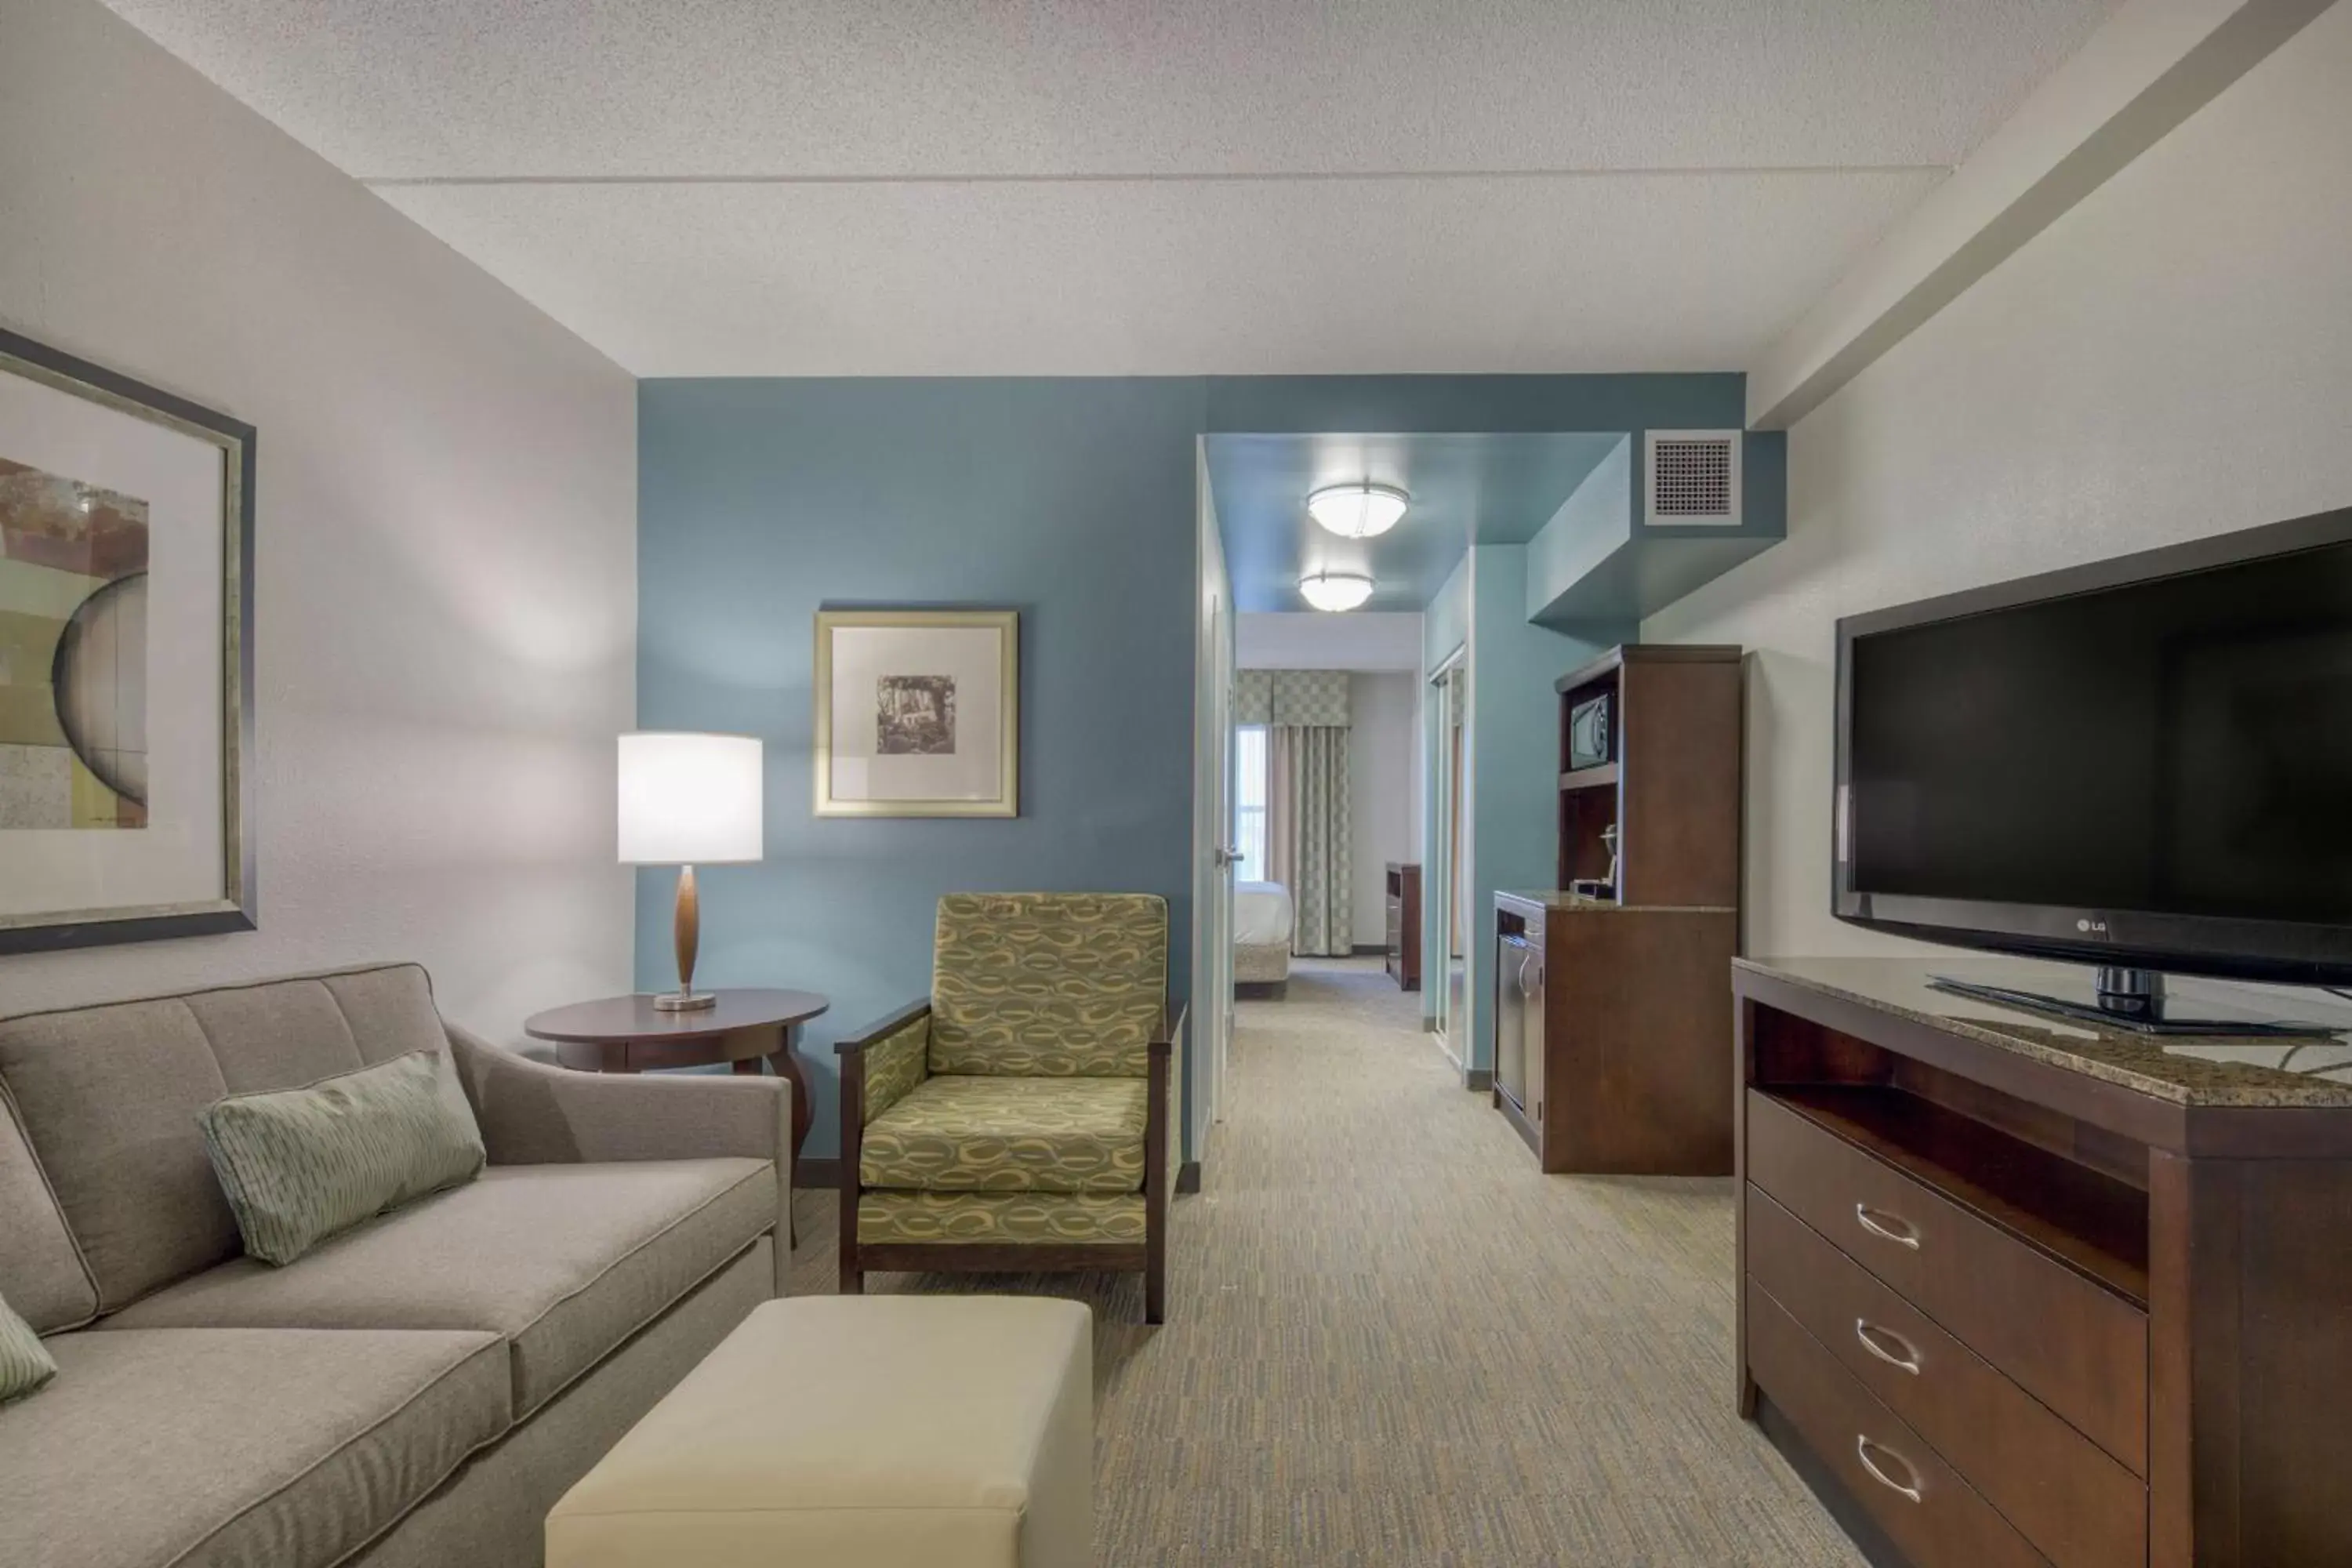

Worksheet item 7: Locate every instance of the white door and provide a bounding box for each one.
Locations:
[1191,448,1236,1153]
[1428,656,1467,1056]
[1209,592,1236,1118]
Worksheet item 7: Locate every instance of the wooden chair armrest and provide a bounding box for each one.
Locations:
[835,999,932,1057]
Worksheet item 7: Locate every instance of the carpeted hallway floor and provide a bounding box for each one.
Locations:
[789,956,1866,1566]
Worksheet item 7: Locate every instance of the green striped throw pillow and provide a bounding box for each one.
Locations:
[0,1290,57,1406]
[199,1049,486,1266]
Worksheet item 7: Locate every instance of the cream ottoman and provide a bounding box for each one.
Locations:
[546,1294,1093,1568]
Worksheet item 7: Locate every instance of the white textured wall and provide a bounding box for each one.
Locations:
[1647,2,2352,964]
[1348,672,1421,946]
[0,0,638,1038]
[1238,612,1423,671]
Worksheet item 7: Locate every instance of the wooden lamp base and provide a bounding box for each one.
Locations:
[656,863,716,1011]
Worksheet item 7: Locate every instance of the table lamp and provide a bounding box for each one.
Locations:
[618,732,764,1011]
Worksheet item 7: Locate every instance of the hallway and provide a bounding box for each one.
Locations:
[795,956,1863,1565]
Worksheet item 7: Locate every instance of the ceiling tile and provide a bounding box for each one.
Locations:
[379,169,1942,376]
[103,0,2117,179]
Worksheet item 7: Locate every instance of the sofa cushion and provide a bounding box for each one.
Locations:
[0,1326,506,1568]
[862,1075,1148,1193]
[0,964,447,1310]
[929,893,1167,1076]
[0,1080,96,1333]
[103,1159,773,1417]
[200,1050,486,1265]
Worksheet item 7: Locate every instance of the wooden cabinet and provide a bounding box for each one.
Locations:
[1384,862,1421,992]
[1737,957,2352,1567]
[1555,643,1742,905]
[1492,893,1737,1174]
[1491,642,1744,1175]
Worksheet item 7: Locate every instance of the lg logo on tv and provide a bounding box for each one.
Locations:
[2076,917,2110,935]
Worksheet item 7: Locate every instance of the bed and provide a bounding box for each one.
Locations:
[1235,880,1294,996]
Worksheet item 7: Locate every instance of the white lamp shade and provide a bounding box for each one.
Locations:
[1299,571,1375,612]
[617,732,764,865]
[1307,483,1409,539]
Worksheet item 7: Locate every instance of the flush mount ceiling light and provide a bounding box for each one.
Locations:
[1299,570,1375,613]
[1307,481,1409,539]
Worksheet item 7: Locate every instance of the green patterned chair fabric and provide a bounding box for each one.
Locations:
[860,1009,931,1126]
[929,893,1168,1076]
[858,1189,1146,1246]
[860,1076,1149,1193]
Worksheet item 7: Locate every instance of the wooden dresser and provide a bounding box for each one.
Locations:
[1737,956,2352,1568]
[1385,862,1421,992]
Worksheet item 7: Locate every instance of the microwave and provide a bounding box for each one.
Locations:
[1567,694,1610,770]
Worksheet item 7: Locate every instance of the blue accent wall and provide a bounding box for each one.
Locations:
[637,379,1205,1157]
[1464,546,1628,1074]
[639,371,1776,1160]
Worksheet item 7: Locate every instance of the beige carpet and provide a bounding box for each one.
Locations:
[791,957,1866,1566]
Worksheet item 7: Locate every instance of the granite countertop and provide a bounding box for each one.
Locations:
[1737,956,2352,1109]
[1497,889,1737,915]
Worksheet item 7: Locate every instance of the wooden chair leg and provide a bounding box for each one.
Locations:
[839,1049,865,1297]
[1145,1036,1171,1325]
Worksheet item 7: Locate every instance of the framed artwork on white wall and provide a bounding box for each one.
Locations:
[0,328,256,953]
[812,608,1018,818]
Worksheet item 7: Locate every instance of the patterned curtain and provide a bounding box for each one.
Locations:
[1269,726,1352,958]
[1240,670,1355,956]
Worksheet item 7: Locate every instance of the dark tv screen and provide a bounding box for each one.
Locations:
[1846,538,2352,927]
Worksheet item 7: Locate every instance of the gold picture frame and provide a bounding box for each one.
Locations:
[812,608,1018,818]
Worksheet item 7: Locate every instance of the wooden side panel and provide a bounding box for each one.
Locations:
[1619,655,1743,907]
[1544,910,1737,1174]
[2151,1153,2352,1568]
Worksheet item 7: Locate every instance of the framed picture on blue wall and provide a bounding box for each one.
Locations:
[812,608,1018,817]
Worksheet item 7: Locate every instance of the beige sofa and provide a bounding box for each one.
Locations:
[0,963,790,1568]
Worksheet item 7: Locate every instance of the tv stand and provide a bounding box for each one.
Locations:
[1929,966,2339,1038]
[1737,956,2352,1568]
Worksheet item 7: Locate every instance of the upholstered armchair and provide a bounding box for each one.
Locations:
[835,893,1183,1323]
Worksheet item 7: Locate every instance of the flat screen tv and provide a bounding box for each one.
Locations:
[1834,506,2352,1031]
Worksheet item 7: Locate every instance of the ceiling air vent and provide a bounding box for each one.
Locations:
[1646,430,1741,527]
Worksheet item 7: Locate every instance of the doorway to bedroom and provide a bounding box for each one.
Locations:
[1229,619,1425,1003]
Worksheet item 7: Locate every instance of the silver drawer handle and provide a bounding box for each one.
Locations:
[1856,1436,1925,1503]
[1854,1203,1921,1250]
[1855,1319,1922,1375]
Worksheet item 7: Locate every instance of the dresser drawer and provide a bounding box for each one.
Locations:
[1748,1187,2145,1568]
[1745,1091,2147,1474]
[1748,1280,2053,1568]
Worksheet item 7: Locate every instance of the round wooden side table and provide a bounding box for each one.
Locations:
[523,989,829,1160]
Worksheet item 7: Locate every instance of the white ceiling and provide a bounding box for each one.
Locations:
[101,0,2120,377]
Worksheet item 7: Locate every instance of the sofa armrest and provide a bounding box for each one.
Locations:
[448,1025,792,1294]
[448,1022,789,1171]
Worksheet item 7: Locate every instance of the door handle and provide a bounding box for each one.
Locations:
[1214,846,1242,868]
